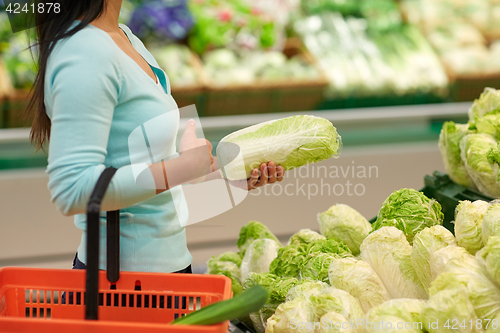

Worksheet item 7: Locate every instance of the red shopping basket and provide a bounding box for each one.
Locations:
[0,167,232,332]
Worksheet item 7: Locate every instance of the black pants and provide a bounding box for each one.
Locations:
[62,253,192,305]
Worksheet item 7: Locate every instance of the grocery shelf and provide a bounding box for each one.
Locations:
[0,102,470,170]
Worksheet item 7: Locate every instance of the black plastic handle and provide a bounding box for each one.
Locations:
[85,166,119,320]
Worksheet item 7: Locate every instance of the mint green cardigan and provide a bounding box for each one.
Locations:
[44,21,192,272]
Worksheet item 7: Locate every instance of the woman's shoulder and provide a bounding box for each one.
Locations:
[50,23,121,64]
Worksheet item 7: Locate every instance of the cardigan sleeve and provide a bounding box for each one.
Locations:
[44,33,158,216]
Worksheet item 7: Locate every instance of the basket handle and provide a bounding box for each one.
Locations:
[86,166,119,320]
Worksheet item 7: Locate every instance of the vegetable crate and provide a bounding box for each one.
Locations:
[0,167,232,332]
[0,90,31,129]
[448,73,500,102]
[203,38,329,117]
[370,171,494,234]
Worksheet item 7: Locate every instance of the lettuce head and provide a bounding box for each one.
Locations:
[411,225,456,293]
[237,221,281,257]
[214,251,242,267]
[468,87,500,122]
[206,258,242,295]
[241,238,280,282]
[372,188,444,245]
[217,115,342,181]
[300,253,340,283]
[429,254,500,320]
[288,229,325,247]
[317,312,352,333]
[305,239,352,257]
[482,200,500,244]
[438,121,477,188]
[476,113,500,140]
[460,133,500,197]
[266,298,313,333]
[328,257,390,312]
[286,280,330,302]
[454,200,488,254]
[269,244,308,278]
[244,273,301,333]
[360,227,427,299]
[476,236,500,287]
[309,287,364,321]
[421,286,480,333]
[364,299,426,333]
[317,204,372,255]
[429,245,471,283]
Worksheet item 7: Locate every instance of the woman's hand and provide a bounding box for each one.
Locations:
[247,161,285,191]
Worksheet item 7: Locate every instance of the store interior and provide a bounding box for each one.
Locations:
[2,0,500,330]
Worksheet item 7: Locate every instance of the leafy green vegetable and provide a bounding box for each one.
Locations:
[207,258,243,295]
[422,286,480,332]
[372,188,444,245]
[266,298,313,333]
[468,87,500,122]
[476,113,500,140]
[241,239,280,282]
[217,115,342,180]
[476,236,500,287]
[328,257,390,312]
[286,280,330,302]
[487,143,500,183]
[411,226,456,293]
[309,287,364,321]
[438,121,477,188]
[318,204,372,255]
[288,229,325,247]
[454,200,488,254]
[360,227,427,299]
[305,239,352,257]
[237,221,281,257]
[317,312,351,333]
[300,253,339,283]
[429,254,500,320]
[483,200,500,244]
[243,273,301,333]
[429,245,471,282]
[460,133,499,197]
[269,244,308,278]
[215,251,242,267]
[364,299,426,333]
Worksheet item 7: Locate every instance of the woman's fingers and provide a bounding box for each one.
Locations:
[258,163,268,187]
[248,168,259,190]
[276,165,284,182]
[268,161,277,183]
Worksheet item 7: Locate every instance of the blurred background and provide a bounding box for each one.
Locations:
[0,0,489,271]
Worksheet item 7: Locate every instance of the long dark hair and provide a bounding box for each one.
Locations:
[27,0,107,152]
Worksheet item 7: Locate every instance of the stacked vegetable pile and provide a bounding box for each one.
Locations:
[207,188,500,332]
[439,87,500,198]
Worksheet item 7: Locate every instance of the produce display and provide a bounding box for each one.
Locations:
[205,186,500,332]
[294,12,449,98]
[402,0,500,77]
[439,87,500,198]
[187,0,282,54]
[149,44,200,87]
[216,115,341,181]
[202,48,321,87]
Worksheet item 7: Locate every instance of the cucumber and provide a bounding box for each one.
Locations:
[172,285,268,326]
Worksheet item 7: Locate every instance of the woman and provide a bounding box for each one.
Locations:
[27,0,284,274]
